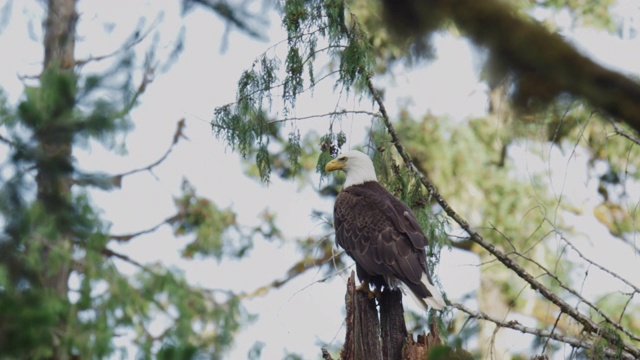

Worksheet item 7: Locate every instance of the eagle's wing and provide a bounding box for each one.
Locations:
[334,182,430,293]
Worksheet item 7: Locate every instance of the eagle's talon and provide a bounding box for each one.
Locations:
[355,282,381,300]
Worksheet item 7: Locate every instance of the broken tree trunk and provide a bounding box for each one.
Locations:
[341,271,383,360]
[324,271,442,360]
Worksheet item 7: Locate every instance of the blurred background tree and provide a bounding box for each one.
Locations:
[0,0,272,358]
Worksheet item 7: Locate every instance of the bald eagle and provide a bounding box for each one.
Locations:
[325,150,446,310]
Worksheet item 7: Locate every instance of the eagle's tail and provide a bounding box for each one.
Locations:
[401,273,446,311]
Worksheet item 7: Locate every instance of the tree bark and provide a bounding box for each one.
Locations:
[334,272,442,360]
[379,288,407,360]
[341,272,382,360]
[39,1,77,358]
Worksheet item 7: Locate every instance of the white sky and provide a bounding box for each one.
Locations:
[1,1,639,359]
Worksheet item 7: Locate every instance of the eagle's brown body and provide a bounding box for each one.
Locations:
[326,150,445,310]
[334,181,437,303]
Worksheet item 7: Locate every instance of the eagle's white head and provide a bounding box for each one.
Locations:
[324,150,377,188]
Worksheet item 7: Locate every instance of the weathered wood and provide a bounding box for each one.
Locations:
[335,272,443,360]
[321,348,334,360]
[341,271,382,360]
[379,288,407,360]
[404,319,442,359]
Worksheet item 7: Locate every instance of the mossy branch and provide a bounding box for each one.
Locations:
[381,0,640,135]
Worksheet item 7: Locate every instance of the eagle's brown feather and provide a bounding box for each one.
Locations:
[334,181,436,300]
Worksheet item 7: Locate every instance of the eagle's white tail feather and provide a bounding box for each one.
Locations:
[423,274,446,310]
[399,274,446,311]
[400,283,429,311]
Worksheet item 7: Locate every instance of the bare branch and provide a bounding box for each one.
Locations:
[610,119,640,147]
[74,15,160,67]
[100,247,149,271]
[114,118,187,181]
[109,213,180,243]
[241,240,345,299]
[557,231,640,295]
[0,133,16,147]
[452,302,635,359]
[512,248,640,343]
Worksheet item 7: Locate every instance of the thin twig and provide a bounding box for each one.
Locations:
[115,118,187,180]
[240,245,344,300]
[75,15,160,67]
[610,119,640,146]
[511,249,640,343]
[266,110,379,125]
[452,303,634,359]
[109,213,180,242]
[557,231,640,295]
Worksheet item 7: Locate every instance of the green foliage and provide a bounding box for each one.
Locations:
[0,32,250,360]
[247,341,266,360]
[591,324,624,359]
[315,130,348,184]
[538,0,616,30]
[0,290,68,358]
[428,344,475,360]
[213,0,373,182]
[172,180,240,260]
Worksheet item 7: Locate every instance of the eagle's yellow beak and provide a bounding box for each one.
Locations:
[325,158,346,173]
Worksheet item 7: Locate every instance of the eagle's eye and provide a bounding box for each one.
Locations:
[339,157,347,162]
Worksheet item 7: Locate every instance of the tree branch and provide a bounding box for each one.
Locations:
[511,247,640,343]
[609,119,640,147]
[109,213,181,243]
[381,0,640,135]
[452,302,635,359]
[241,244,344,299]
[74,15,159,67]
[365,74,640,357]
[113,118,187,183]
[558,231,640,295]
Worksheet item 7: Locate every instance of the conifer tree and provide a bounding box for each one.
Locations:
[0,1,267,358]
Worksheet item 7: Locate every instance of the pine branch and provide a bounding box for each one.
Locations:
[365,74,640,358]
[216,69,341,112]
[452,302,634,359]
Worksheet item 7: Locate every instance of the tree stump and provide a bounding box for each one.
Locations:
[324,271,442,360]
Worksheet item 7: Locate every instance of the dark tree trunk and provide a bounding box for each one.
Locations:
[38,1,77,358]
[325,272,441,360]
[39,0,76,291]
[341,272,383,360]
[379,288,408,360]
